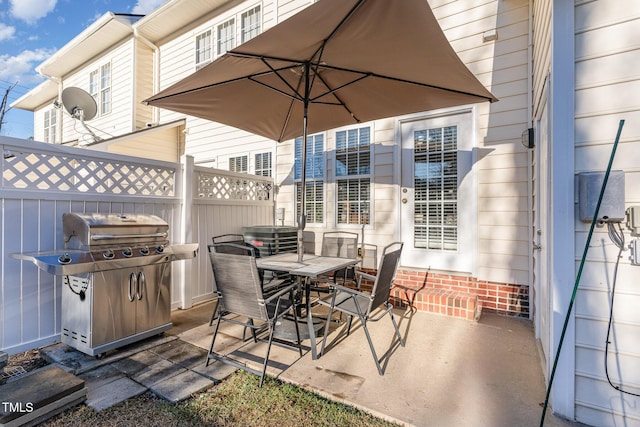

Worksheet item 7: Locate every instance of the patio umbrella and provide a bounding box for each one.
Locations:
[144,0,497,261]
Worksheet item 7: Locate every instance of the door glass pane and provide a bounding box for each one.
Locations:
[413,125,458,251]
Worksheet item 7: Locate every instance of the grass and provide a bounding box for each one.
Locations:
[41,370,399,427]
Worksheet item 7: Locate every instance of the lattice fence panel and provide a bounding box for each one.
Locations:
[2,151,176,196]
[197,170,272,201]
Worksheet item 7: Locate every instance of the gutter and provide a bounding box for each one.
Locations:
[133,28,160,124]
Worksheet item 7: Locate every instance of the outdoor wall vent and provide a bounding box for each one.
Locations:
[483,29,498,42]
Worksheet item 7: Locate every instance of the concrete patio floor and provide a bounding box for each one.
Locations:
[170,299,581,427]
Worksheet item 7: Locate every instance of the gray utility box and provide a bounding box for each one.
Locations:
[242,225,298,257]
[577,170,625,223]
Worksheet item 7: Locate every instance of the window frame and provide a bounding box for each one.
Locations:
[254,152,272,177]
[195,29,213,70]
[43,108,57,143]
[100,63,111,115]
[334,126,373,227]
[216,18,235,57]
[240,5,261,44]
[88,62,111,118]
[229,155,248,173]
[294,133,326,226]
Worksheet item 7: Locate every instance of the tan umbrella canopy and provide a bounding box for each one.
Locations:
[145,0,497,259]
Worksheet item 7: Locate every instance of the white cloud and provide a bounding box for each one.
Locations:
[0,48,54,85]
[9,0,57,25]
[0,23,16,41]
[132,0,166,15]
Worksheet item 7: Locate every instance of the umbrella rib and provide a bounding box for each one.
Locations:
[259,57,305,102]
[144,62,303,102]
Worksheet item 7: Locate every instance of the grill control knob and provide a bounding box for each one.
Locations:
[103,249,115,259]
[139,246,149,256]
[122,247,133,258]
[58,252,72,264]
[155,245,165,254]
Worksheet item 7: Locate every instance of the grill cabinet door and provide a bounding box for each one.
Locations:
[92,269,137,346]
[135,262,171,333]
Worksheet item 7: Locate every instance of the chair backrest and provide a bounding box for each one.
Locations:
[368,242,404,312]
[212,235,261,256]
[208,244,268,321]
[321,231,359,258]
[359,243,378,269]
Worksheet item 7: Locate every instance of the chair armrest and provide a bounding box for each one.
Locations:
[263,281,297,304]
[355,270,376,282]
[328,282,365,297]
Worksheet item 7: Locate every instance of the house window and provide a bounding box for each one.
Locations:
[255,152,272,177]
[195,30,212,69]
[414,126,458,251]
[89,70,99,100]
[100,63,111,115]
[241,5,261,43]
[89,62,111,117]
[295,134,324,224]
[43,109,56,143]
[217,19,235,55]
[229,155,248,173]
[336,127,371,225]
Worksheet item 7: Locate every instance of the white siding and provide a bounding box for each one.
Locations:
[572,0,640,425]
[135,40,155,129]
[156,1,279,170]
[58,38,137,144]
[455,0,530,285]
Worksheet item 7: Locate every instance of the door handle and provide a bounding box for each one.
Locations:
[137,271,145,300]
[128,272,136,302]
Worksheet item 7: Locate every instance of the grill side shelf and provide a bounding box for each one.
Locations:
[9,244,198,276]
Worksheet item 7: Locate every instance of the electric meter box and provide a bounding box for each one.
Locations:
[578,170,625,223]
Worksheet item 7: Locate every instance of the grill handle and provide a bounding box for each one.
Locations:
[128,272,137,302]
[91,232,168,241]
[137,271,145,300]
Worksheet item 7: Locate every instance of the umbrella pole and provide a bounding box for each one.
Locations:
[298,63,310,263]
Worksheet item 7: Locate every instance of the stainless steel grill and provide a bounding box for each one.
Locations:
[11,213,198,357]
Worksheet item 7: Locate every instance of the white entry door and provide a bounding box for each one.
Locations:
[400,111,476,273]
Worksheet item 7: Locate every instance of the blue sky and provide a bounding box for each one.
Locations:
[0,0,166,139]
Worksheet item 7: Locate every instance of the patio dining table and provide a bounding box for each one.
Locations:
[256,252,358,359]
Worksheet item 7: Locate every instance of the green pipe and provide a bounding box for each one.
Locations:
[540,119,625,426]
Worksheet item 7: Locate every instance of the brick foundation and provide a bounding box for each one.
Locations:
[391,269,529,320]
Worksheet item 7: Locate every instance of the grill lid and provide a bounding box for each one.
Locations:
[10,212,198,276]
[63,212,169,250]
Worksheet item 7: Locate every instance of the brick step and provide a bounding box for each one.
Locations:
[390,287,482,321]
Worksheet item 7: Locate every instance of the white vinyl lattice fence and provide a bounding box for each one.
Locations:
[2,144,176,196]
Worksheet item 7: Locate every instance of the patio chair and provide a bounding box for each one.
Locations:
[318,242,405,375]
[320,231,359,285]
[208,236,273,326]
[206,246,302,387]
[309,231,359,298]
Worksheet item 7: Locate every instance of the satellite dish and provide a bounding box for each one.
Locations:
[60,87,101,144]
[61,87,97,121]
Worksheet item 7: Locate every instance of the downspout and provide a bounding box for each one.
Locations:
[133,28,160,124]
[37,71,63,143]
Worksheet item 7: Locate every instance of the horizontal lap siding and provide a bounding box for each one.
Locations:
[61,39,137,142]
[573,0,640,424]
[158,2,279,169]
[135,41,155,130]
[432,0,531,285]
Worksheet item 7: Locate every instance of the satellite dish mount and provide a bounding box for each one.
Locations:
[60,87,102,144]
